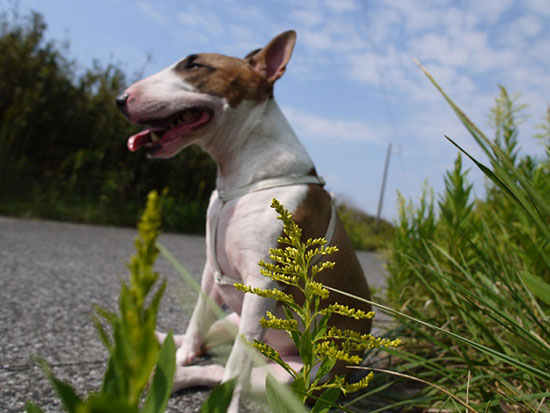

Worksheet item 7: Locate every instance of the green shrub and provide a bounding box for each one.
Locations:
[0,8,216,233]
[337,202,394,251]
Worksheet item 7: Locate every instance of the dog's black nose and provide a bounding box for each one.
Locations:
[115,93,129,109]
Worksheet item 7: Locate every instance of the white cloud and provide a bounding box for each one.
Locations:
[464,0,514,24]
[530,38,550,65]
[137,1,169,26]
[301,29,333,50]
[514,14,543,37]
[177,10,223,37]
[281,105,381,143]
[289,8,323,27]
[324,0,356,12]
[527,0,550,16]
[227,4,269,23]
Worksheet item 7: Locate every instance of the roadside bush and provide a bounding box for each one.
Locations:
[337,202,394,251]
[0,8,216,232]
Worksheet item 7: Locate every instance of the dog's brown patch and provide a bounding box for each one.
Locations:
[174,53,272,107]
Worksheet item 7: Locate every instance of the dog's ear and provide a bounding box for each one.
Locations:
[246,30,296,83]
[244,48,262,59]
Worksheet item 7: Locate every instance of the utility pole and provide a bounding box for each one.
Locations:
[375,143,392,233]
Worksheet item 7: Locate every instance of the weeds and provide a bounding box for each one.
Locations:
[383,64,550,411]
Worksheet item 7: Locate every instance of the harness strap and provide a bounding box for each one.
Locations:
[211,175,337,286]
[218,175,325,202]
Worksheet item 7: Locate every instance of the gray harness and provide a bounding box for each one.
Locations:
[210,175,337,285]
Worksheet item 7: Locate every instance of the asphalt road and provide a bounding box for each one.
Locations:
[0,216,389,412]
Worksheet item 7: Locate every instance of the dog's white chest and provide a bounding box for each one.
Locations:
[207,185,306,287]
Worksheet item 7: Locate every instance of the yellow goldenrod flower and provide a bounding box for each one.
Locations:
[341,372,375,394]
[260,311,299,331]
[233,283,295,305]
[321,303,375,320]
[306,281,330,299]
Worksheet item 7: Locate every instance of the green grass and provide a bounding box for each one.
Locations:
[379,66,550,411]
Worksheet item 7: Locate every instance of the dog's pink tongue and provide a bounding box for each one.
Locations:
[127,130,151,152]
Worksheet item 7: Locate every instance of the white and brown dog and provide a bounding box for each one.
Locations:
[116,30,372,411]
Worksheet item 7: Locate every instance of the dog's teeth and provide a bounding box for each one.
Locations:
[151,131,160,142]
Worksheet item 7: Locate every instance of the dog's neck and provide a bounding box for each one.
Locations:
[201,99,315,192]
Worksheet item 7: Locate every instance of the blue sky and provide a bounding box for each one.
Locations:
[10,0,550,219]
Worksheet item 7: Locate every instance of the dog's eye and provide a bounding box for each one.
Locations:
[185,61,205,70]
[174,55,210,72]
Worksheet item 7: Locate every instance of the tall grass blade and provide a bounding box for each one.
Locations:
[350,367,478,412]
[325,286,550,382]
[445,135,550,240]
[520,271,550,306]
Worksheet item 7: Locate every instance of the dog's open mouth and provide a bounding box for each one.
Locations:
[127,107,213,155]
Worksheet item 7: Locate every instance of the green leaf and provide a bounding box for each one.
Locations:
[142,330,176,413]
[266,374,294,413]
[520,271,550,306]
[84,393,139,413]
[91,312,112,351]
[94,305,117,327]
[290,375,307,396]
[445,136,520,206]
[313,314,330,341]
[35,357,83,413]
[198,379,236,413]
[101,356,123,398]
[299,330,313,366]
[311,387,341,413]
[315,357,336,383]
[25,401,45,413]
[147,280,167,318]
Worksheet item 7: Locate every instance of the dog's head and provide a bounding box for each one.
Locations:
[116,30,296,159]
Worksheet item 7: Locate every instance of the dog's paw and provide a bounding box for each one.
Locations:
[175,344,203,366]
[172,364,225,393]
[175,331,208,365]
[155,331,185,348]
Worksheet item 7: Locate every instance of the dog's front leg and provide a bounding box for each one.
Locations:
[177,262,222,365]
[223,285,277,412]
